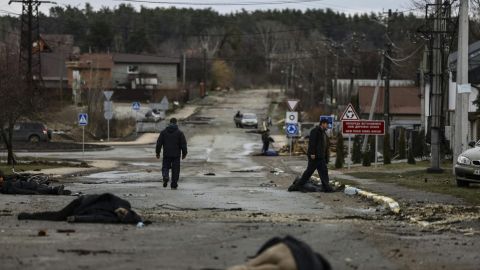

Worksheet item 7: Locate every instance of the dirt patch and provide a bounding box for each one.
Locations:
[1,142,111,152]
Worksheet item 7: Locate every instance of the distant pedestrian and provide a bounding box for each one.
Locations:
[261,129,274,154]
[156,118,187,189]
[291,119,333,192]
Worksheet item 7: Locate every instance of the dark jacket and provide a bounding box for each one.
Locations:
[156,124,187,158]
[255,236,331,270]
[307,126,329,160]
[18,193,142,224]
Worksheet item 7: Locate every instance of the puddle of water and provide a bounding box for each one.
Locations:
[86,171,155,179]
[128,162,160,167]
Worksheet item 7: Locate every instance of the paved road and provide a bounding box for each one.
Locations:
[1,90,479,270]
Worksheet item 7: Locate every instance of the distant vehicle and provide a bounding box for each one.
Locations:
[239,113,258,129]
[454,140,480,187]
[144,109,162,122]
[12,122,51,143]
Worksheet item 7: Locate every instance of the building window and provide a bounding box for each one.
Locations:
[127,65,139,74]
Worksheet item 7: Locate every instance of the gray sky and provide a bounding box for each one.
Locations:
[1,0,418,16]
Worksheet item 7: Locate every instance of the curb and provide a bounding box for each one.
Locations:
[330,180,401,214]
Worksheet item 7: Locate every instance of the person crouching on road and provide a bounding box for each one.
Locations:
[295,119,333,192]
[156,118,188,189]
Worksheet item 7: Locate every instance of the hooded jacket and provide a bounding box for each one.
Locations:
[307,126,329,160]
[156,124,187,158]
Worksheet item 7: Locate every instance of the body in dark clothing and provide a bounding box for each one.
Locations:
[0,171,70,195]
[18,193,142,224]
[156,118,187,189]
[295,120,333,192]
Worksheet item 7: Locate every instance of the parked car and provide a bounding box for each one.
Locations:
[239,113,258,129]
[144,109,163,122]
[12,122,51,143]
[454,140,480,187]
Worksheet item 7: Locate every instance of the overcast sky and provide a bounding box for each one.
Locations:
[0,0,419,17]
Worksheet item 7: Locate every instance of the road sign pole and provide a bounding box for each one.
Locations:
[107,119,110,142]
[82,126,85,158]
[289,137,292,157]
[348,135,351,170]
[136,111,139,137]
[375,135,378,167]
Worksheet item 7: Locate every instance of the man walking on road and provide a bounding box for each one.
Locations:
[156,118,187,189]
[292,119,333,192]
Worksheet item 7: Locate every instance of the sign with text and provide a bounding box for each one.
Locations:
[342,120,385,135]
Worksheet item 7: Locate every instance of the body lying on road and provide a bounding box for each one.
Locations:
[227,236,331,270]
[0,170,71,195]
[18,193,143,224]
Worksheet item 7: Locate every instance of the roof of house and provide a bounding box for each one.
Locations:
[113,53,180,64]
[40,34,74,54]
[449,40,480,71]
[358,86,421,115]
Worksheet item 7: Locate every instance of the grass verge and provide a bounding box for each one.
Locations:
[340,163,480,205]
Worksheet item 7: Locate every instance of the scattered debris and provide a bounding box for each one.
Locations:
[57,249,112,256]
[270,168,284,175]
[57,229,76,233]
[38,230,47,237]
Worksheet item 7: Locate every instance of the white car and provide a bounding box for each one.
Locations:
[240,113,258,129]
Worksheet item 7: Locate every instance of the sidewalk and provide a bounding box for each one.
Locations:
[24,160,119,178]
[94,105,199,146]
[331,168,466,205]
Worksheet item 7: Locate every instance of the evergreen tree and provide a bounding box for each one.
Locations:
[352,135,362,164]
[335,132,344,169]
[383,132,392,164]
[398,128,406,159]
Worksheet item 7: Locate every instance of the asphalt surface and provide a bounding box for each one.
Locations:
[1,89,479,270]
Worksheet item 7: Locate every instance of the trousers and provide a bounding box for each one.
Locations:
[298,157,330,187]
[162,156,181,186]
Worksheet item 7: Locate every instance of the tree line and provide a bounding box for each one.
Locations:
[0,3,430,89]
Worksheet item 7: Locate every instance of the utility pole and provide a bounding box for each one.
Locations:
[420,64,425,131]
[203,48,207,90]
[182,52,186,88]
[333,45,339,113]
[454,0,470,172]
[324,54,328,106]
[428,0,446,173]
[9,0,54,93]
[384,9,393,131]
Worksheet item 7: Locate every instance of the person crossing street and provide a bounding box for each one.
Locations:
[156,118,188,189]
[290,118,333,192]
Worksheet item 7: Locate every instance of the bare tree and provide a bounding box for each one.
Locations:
[256,20,287,73]
[198,27,227,58]
[0,45,31,165]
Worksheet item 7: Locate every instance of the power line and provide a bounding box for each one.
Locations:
[115,0,325,6]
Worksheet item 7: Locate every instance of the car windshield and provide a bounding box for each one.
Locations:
[243,114,256,119]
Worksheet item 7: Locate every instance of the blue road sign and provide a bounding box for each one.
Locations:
[286,123,299,136]
[132,101,141,111]
[78,113,88,126]
[320,115,334,129]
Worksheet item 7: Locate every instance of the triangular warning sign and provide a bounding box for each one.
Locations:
[341,103,359,120]
[287,100,299,111]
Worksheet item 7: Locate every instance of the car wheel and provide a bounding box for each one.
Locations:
[29,135,40,143]
[456,179,470,187]
[255,125,258,129]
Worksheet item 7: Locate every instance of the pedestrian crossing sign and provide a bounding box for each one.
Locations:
[78,113,88,126]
